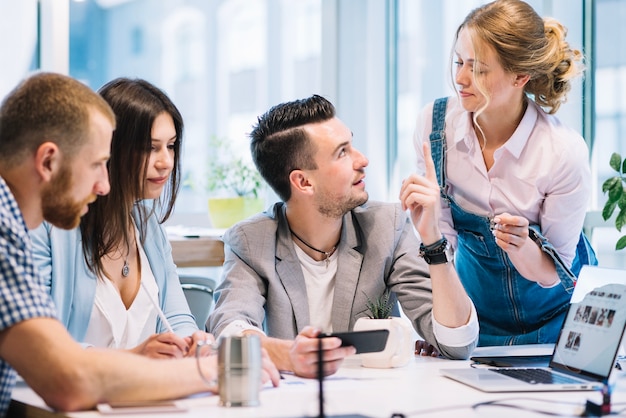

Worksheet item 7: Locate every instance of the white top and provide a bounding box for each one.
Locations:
[83,241,159,349]
[413,96,591,266]
[218,242,339,336]
[292,244,338,332]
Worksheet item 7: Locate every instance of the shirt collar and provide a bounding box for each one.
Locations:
[0,175,28,233]
[504,98,537,158]
[455,97,538,159]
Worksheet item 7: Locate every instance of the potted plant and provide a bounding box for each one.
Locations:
[364,289,394,319]
[601,152,626,250]
[353,289,412,368]
[206,136,265,228]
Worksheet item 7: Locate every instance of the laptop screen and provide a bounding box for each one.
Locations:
[551,267,626,382]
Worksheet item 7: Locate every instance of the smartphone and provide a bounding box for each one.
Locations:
[97,400,187,414]
[318,329,389,354]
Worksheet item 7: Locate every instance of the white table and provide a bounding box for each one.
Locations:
[10,344,626,417]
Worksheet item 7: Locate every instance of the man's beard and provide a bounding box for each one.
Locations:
[41,165,95,230]
[316,189,368,219]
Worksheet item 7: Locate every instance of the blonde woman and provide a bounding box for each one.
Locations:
[403,0,596,346]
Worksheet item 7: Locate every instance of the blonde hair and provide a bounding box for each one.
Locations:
[452,0,584,115]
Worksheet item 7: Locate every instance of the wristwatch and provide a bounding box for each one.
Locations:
[419,237,450,265]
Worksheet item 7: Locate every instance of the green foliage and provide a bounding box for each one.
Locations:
[365,289,394,319]
[206,136,264,198]
[602,152,626,250]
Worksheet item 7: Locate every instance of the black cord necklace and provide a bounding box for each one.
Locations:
[289,227,338,267]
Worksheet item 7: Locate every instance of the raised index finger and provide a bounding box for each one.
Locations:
[422,141,437,184]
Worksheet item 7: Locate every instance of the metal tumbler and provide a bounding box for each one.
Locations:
[217,335,262,407]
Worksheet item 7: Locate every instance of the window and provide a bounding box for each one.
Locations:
[2,1,623,266]
[68,0,322,217]
[593,0,626,207]
[589,0,626,267]
[0,0,39,99]
[392,0,584,199]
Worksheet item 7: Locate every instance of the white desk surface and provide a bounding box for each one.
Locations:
[11,344,626,418]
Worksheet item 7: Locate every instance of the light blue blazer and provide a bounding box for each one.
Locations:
[30,207,198,343]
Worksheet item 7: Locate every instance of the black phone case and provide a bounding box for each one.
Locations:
[318,329,390,354]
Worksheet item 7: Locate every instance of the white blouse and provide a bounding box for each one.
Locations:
[83,240,159,349]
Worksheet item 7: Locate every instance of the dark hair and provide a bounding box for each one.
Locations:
[249,94,335,201]
[0,72,115,167]
[80,77,184,277]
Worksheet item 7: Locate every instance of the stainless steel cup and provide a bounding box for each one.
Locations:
[217,335,262,407]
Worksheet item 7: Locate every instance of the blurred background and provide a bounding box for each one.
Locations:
[1,0,623,267]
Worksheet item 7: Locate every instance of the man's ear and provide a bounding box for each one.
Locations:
[34,142,61,182]
[289,169,313,195]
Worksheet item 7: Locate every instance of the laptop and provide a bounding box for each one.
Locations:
[440,266,626,392]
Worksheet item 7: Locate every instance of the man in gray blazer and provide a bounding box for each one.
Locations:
[208,95,478,378]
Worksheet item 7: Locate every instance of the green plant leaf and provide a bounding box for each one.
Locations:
[608,181,623,202]
[605,153,626,250]
[616,207,626,232]
[602,199,618,221]
[616,235,626,251]
[364,290,393,319]
[602,176,621,194]
[610,152,622,172]
[619,193,626,210]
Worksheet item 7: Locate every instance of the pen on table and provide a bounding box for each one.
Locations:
[140,280,175,334]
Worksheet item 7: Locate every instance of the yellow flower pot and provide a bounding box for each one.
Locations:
[208,197,264,228]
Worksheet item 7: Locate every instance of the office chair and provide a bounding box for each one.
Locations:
[179,274,217,331]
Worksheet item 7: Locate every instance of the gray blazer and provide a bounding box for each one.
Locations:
[208,201,476,359]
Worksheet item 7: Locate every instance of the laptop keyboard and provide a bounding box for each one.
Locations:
[492,368,583,385]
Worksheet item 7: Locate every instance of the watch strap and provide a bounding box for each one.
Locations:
[419,237,449,265]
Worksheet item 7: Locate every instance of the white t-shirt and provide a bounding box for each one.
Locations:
[293,244,338,332]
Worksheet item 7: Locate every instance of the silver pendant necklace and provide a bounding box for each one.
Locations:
[118,221,136,278]
[122,258,130,277]
[121,235,133,277]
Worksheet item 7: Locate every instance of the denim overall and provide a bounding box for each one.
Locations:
[430,97,597,346]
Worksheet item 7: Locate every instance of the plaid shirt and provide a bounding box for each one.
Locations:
[0,177,56,416]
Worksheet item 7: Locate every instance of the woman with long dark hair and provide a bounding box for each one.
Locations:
[31,78,210,357]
